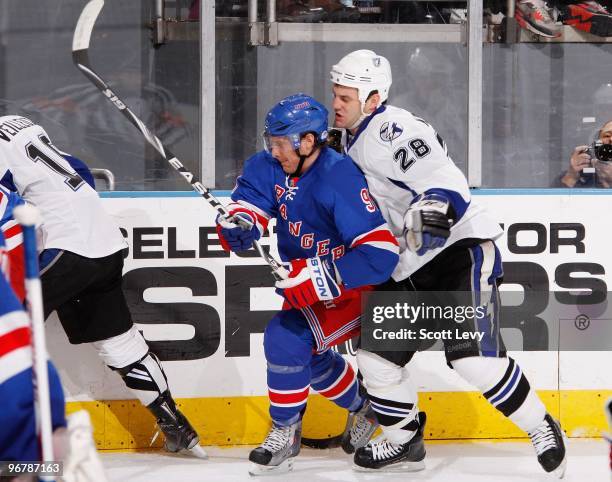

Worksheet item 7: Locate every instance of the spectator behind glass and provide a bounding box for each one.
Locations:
[277,0,360,22]
[483,1,612,39]
[555,119,612,188]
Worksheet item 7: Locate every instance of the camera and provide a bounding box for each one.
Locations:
[586,141,612,164]
[327,128,347,153]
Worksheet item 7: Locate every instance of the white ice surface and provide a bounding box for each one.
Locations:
[101,439,609,482]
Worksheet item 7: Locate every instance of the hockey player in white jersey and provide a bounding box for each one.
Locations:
[329,50,567,477]
[0,115,205,458]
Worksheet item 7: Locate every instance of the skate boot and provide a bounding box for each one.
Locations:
[353,411,426,472]
[148,390,207,459]
[248,420,302,475]
[527,413,567,478]
[341,399,378,454]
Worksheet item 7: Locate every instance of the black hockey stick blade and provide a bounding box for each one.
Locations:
[301,434,343,449]
[71,0,285,279]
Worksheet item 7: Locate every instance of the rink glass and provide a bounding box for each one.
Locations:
[1,1,610,189]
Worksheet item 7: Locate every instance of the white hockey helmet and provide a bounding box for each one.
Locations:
[330,50,392,105]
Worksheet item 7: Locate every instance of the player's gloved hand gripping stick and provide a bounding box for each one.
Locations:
[72,0,285,281]
[404,193,454,256]
[274,257,341,310]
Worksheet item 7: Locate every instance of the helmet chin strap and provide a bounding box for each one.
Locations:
[290,153,307,178]
[348,101,372,131]
[289,145,317,178]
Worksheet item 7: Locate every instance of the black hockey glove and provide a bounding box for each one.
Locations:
[404,194,454,256]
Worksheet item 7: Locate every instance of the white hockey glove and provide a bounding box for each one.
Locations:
[404,194,454,256]
[275,257,341,309]
[60,410,109,482]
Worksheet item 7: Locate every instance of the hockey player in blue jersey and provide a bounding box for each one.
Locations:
[215,93,400,474]
[329,49,567,477]
[0,230,66,467]
[0,229,108,481]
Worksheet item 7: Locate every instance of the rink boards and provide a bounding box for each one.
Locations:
[49,190,612,449]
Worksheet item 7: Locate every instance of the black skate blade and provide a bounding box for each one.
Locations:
[248,457,294,476]
[352,459,425,473]
[301,434,342,449]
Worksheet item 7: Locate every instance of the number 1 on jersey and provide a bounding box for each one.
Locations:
[25,135,85,191]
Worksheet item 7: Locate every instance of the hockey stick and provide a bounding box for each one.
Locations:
[13,205,55,480]
[71,0,285,280]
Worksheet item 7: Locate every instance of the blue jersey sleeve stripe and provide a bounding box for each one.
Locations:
[63,155,95,189]
[424,187,470,222]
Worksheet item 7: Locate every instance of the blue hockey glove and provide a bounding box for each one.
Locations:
[216,210,262,252]
[404,194,453,256]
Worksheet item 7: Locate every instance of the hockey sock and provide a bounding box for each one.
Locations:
[263,312,318,426]
[452,356,546,432]
[93,326,169,407]
[311,350,361,412]
[356,349,419,444]
[267,361,310,426]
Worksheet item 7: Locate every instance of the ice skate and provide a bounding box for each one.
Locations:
[353,411,426,472]
[527,413,567,478]
[341,399,378,454]
[248,420,302,475]
[148,391,207,459]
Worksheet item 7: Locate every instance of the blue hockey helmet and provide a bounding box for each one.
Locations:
[263,93,329,153]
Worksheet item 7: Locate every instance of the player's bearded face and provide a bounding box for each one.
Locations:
[332,84,362,129]
[268,136,301,173]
